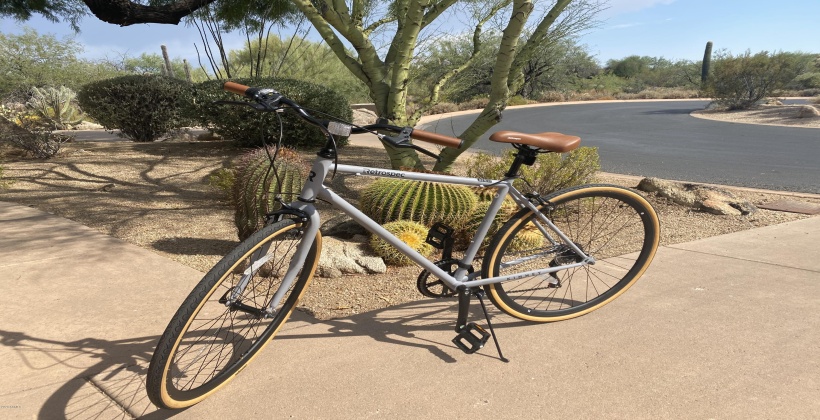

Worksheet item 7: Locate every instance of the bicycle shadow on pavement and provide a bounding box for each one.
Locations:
[0,298,532,419]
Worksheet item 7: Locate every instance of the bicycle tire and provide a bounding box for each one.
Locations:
[146,219,321,409]
[482,184,659,322]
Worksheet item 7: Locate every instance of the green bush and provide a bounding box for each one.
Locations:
[791,72,820,90]
[703,51,806,110]
[77,75,193,141]
[465,147,600,195]
[190,78,352,148]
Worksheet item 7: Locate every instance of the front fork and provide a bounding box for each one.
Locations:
[223,202,320,318]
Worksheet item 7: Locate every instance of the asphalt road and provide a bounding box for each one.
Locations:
[419,100,820,194]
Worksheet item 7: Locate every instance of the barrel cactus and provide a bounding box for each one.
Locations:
[370,220,435,266]
[454,199,518,250]
[507,221,546,252]
[232,147,308,240]
[359,178,477,228]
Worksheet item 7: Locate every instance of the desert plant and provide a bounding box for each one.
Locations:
[453,199,518,250]
[701,41,713,84]
[369,220,435,266]
[359,178,478,229]
[457,97,490,110]
[427,102,459,115]
[703,50,806,110]
[77,75,193,141]
[0,164,10,189]
[465,147,600,196]
[25,86,85,130]
[231,146,309,240]
[506,95,531,106]
[0,104,69,159]
[189,77,352,148]
[207,167,236,202]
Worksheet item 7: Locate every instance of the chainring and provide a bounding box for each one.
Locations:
[416,259,473,298]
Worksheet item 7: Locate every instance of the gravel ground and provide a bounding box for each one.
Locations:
[692,103,820,128]
[2,134,818,320]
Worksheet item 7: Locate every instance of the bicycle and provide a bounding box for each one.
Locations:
[146,82,660,410]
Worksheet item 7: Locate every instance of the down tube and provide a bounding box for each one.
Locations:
[318,189,458,286]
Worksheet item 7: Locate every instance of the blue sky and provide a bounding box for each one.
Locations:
[1,0,817,66]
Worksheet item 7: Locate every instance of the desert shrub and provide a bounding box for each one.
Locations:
[615,88,701,100]
[77,75,193,141]
[25,86,84,130]
[465,146,600,195]
[369,220,434,266]
[536,91,566,102]
[457,97,490,110]
[427,102,459,115]
[207,167,235,202]
[790,72,820,90]
[0,164,9,189]
[703,51,805,110]
[190,78,352,148]
[507,95,530,106]
[0,104,70,158]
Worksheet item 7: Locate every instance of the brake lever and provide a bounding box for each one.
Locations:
[382,127,441,162]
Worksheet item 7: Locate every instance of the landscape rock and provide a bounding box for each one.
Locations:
[197,131,223,141]
[316,236,386,278]
[637,177,758,216]
[797,105,820,118]
[352,109,377,126]
[73,121,104,130]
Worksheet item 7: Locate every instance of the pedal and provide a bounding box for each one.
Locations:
[425,223,454,249]
[452,323,490,354]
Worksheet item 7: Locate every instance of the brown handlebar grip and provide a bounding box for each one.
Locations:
[223,81,250,96]
[410,129,463,149]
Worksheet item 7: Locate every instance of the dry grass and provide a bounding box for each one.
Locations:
[1,137,817,320]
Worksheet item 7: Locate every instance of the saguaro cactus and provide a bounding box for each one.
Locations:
[161,44,175,78]
[701,41,713,84]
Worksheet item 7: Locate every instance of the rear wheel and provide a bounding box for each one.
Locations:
[482,184,659,322]
[146,219,320,409]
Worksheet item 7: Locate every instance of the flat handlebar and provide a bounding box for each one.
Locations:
[223,81,250,96]
[222,81,462,150]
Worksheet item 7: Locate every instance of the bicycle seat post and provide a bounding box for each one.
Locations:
[504,145,539,178]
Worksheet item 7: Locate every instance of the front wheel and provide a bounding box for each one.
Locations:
[146,219,321,409]
[482,184,659,322]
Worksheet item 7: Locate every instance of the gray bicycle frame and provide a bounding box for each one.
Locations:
[255,153,594,314]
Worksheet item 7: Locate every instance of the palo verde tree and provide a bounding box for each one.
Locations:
[4,0,601,172]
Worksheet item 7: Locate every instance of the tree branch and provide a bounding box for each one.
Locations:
[81,0,216,25]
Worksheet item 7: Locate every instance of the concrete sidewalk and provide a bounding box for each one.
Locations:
[1,201,818,419]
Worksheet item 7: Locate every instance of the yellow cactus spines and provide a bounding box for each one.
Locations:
[369,220,434,266]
